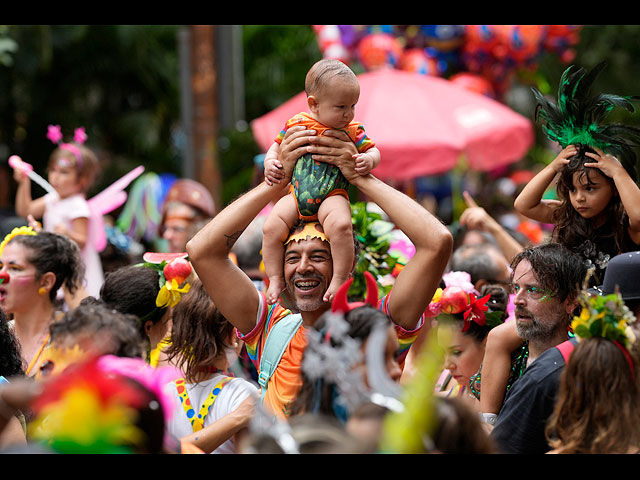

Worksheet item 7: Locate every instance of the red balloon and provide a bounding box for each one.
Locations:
[492,25,546,64]
[544,25,582,57]
[357,33,403,70]
[464,25,497,50]
[398,48,439,75]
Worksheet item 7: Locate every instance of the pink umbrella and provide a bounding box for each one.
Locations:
[251,68,534,181]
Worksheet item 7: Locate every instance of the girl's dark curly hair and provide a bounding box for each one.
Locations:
[553,144,629,256]
[49,298,145,359]
[11,231,84,300]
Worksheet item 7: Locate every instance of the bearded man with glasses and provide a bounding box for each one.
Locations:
[490,242,588,454]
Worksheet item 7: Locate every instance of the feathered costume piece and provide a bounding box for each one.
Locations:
[532,61,640,182]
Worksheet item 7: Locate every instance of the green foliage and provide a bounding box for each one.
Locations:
[0,25,181,198]
[350,202,397,300]
[241,25,321,120]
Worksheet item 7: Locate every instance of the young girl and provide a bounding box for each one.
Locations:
[481,62,640,423]
[162,279,258,454]
[514,143,640,284]
[261,59,381,305]
[13,126,103,297]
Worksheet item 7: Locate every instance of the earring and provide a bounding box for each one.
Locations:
[38,287,47,296]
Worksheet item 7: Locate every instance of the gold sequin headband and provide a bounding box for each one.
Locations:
[284,221,328,245]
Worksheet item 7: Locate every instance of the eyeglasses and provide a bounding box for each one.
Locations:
[162,225,189,235]
[508,283,556,301]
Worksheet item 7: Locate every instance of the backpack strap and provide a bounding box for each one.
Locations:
[555,339,575,363]
[258,313,303,404]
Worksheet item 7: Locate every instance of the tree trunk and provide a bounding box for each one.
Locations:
[189,25,221,211]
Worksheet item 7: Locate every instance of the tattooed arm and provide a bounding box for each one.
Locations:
[187,126,312,334]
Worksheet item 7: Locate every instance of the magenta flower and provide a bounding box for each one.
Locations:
[73,127,87,144]
[46,124,63,144]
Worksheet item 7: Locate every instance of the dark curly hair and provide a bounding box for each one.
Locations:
[553,144,630,260]
[0,308,24,377]
[49,298,145,359]
[10,231,85,301]
[511,242,588,304]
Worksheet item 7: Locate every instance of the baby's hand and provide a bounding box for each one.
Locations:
[550,145,577,173]
[353,153,375,175]
[264,156,285,186]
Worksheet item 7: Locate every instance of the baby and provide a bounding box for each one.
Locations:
[262,59,381,304]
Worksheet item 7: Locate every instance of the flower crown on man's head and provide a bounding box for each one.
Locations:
[425,271,504,331]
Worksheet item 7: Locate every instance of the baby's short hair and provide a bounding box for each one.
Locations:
[305,59,358,97]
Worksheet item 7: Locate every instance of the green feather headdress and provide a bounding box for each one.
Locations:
[532,61,640,182]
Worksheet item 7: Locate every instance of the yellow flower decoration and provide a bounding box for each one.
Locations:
[0,226,37,256]
[431,287,443,303]
[571,290,636,348]
[156,278,191,308]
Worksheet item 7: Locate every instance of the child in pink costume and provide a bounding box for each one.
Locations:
[13,126,104,297]
[262,59,381,305]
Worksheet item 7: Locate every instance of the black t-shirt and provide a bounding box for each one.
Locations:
[491,338,578,454]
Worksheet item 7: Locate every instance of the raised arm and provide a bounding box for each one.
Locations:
[186,126,315,334]
[13,168,46,220]
[584,146,640,243]
[460,191,523,262]
[513,145,576,223]
[309,130,453,330]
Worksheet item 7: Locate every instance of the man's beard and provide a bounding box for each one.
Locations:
[514,306,567,342]
[283,272,328,312]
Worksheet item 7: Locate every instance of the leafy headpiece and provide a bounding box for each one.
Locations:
[532,61,640,181]
[571,267,637,381]
[571,290,636,349]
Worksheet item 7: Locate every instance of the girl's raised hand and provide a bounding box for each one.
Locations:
[550,145,577,173]
[584,146,625,179]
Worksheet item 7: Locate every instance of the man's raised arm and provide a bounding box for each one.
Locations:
[309,130,453,331]
[187,126,314,334]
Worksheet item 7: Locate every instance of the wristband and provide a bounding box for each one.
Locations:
[480,412,497,425]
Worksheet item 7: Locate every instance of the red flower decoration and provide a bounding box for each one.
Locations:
[461,293,490,331]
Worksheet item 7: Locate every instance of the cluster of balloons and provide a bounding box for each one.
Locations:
[313,25,582,98]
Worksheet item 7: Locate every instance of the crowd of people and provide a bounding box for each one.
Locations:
[1,60,640,454]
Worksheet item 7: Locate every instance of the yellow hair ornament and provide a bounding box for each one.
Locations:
[156,278,191,308]
[0,226,37,256]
